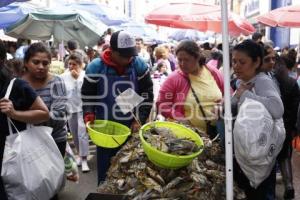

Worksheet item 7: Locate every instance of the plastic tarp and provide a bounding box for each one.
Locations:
[64,2,128,26]
[0,2,36,29]
[0,0,28,8]
[5,7,107,48]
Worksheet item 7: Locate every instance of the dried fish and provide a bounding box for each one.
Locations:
[144,127,201,155]
[136,171,163,193]
[119,152,133,163]
[163,177,183,192]
[190,172,208,186]
[116,179,126,191]
[205,160,218,169]
[97,123,245,199]
[146,167,165,185]
[126,188,137,196]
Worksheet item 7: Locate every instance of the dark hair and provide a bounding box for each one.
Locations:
[211,50,223,68]
[252,32,263,41]
[217,43,222,51]
[233,39,263,70]
[67,40,79,51]
[0,40,6,64]
[0,40,12,82]
[280,54,296,70]
[263,44,273,56]
[135,37,144,43]
[24,42,51,64]
[274,56,289,82]
[175,40,206,66]
[273,56,296,95]
[157,61,166,70]
[68,52,83,66]
[287,48,297,61]
[202,42,211,50]
[106,28,113,35]
[211,50,223,60]
[6,58,24,77]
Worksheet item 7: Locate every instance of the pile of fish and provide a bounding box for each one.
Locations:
[143,127,202,155]
[98,123,245,200]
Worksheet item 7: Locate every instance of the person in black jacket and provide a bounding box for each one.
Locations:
[262,44,300,199]
[0,41,49,199]
[274,55,300,200]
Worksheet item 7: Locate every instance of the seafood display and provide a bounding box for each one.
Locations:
[98,123,245,200]
[143,127,202,155]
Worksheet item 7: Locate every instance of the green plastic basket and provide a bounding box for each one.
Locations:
[139,121,204,169]
[87,120,130,148]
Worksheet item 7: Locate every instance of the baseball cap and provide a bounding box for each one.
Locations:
[110,30,138,58]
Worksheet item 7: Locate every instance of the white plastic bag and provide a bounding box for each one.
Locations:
[2,124,65,200]
[233,98,285,188]
[1,78,65,200]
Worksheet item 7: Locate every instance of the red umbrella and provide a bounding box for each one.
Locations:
[256,4,300,27]
[145,2,255,36]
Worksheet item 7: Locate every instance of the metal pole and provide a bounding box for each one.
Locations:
[220,0,233,200]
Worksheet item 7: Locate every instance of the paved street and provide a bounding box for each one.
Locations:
[274,151,300,200]
[58,143,98,200]
[57,141,300,200]
[292,151,300,200]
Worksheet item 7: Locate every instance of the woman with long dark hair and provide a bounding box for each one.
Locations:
[22,42,68,157]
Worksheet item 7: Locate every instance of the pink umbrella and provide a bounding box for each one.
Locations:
[145,2,255,36]
[256,4,300,27]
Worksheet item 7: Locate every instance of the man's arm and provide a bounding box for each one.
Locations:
[137,70,153,124]
[81,59,101,118]
[134,58,154,124]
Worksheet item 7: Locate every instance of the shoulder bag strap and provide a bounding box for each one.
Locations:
[4,78,19,135]
[188,79,211,125]
[4,78,16,99]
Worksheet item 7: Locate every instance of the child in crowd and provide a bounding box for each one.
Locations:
[152,60,169,101]
[60,52,90,172]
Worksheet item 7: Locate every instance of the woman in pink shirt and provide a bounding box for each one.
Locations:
[156,40,224,137]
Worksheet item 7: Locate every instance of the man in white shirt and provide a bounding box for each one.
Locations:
[136,37,151,67]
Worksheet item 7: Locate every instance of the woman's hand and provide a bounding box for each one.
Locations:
[71,69,80,79]
[235,83,254,99]
[212,99,223,120]
[0,98,16,118]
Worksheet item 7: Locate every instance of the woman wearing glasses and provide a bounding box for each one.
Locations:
[262,44,300,199]
[22,42,68,158]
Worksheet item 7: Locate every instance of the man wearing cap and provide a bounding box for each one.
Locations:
[81,30,153,184]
